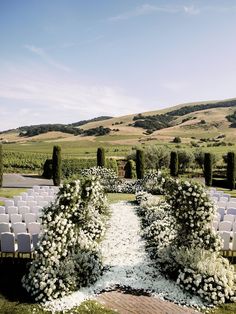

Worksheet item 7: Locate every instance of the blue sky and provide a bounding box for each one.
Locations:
[1,0,236,131]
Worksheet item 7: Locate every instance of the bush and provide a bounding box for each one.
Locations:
[124,160,136,179]
[170,151,178,176]
[227,152,236,190]
[136,149,145,179]
[204,153,213,187]
[178,150,194,173]
[144,146,170,170]
[97,148,105,167]
[42,159,53,179]
[52,145,62,186]
[194,151,219,171]
[106,158,118,175]
[173,137,181,143]
[0,144,3,187]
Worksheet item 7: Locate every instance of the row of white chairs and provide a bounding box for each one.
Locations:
[213,220,236,232]
[0,222,41,236]
[0,232,38,256]
[217,207,236,220]
[4,198,52,209]
[0,212,40,224]
[219,231,236,251]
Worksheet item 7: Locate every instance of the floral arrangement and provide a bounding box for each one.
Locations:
[136,177,236,305]
[22,177,108,302]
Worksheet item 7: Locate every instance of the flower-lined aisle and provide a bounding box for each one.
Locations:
[46,201,204,312]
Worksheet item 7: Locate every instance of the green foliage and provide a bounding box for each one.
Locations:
[62,159,96,178]
[0,144,3,187]
[19,124,82,137]
[227,152,236,190]
[204,153,213,186]
[177,150,194,173]
[83,126,111,136]
[124,159,136,179]
[133,113,174,131]
[144,146,170,170]
[136,149,145,179]
[97,148,105,167]
[170,151,179,176]
[194,150,219,171]
[42,159,53,179]
[173,136,181,143]
[226,110,236,127]
[106,158,118,175]
[52,145,62,186]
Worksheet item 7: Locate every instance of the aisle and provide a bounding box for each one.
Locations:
[47,201,204,312]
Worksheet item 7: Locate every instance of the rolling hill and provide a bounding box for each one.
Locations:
[1,97,236,145]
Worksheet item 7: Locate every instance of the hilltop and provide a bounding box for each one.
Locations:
[1,97,236,145]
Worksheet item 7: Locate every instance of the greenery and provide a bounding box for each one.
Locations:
[42,159,53,179]
[97,147,105,167]
[106,158,118,175]
[52,145,62,186]
[0,143,3,187]
[178,150,194,173]
[0,188,27,198]
[107,193,135,203]
[204,153,213,187]
[133,113,174,131]
[144,146,170,171]
[227,152,236,190]
[170,151,179,176]
[83,126,111,136]
[124,160,136,179]
[136,149,145,179]
[173,137,181,143]
[226,110,236,127]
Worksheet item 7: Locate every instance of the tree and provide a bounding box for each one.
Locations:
[173,136,181,143]
[170,151,179,176]
[97,148,105,167]
[125,160,136,179]
[52,145,62,186]
[227,152,236,190]
[136,149,145,179]
[204,153,213,187]
[145,146,170,170]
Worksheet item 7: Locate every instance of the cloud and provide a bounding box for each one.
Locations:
[108,3,200,21]
[0,64,143,130]
[24,44,71,72]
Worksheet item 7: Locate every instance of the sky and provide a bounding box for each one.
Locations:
[1,0,236,131]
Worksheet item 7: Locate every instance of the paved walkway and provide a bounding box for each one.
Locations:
[2,173,53,188]
[97,291,200,314]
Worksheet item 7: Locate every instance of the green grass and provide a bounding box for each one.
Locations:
[0,188,27,199]
[107,193,135,203]
[207,303,236,314]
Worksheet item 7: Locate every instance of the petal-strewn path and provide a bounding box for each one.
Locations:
[47,201,203,313]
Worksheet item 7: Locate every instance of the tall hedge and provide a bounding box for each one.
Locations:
[170,151,179,177]
[52,145,62,186]
[97,148,105,167]
[136,149,145,179]
[0,144,3,187]
[125,159,136,179]
[42,159,53,179]
[204,153,213,187]
[227,152,236,190]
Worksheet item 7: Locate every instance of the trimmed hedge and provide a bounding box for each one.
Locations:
[170,151,179,176]
[97,148,105,167]
[0,144,3,187]
[125,159,136,179]
[204,153,213,187]
[136,149,145,179]
[52,145,62,186]
[227,152,236,190]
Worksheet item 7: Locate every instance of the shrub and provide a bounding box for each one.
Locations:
[0,144,3,187]
[124,159,136,179]
[62,159,96,178]
[227,152,236,190]
[106,158,118,175]
[136,149,145,179]
[52,145,62,186]
[173,136,181,143]
[177,150,194,173]
[194,151,219,171]
[204,153,213,187]
[42,159,53,179]
[170,151,179,176]
[97,147,105,167]
[144,146,170,170]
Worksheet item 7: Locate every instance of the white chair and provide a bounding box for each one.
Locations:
[13,195,22,205]
[219,197,229,203]
[227,207,236,215]
[7,206,18,215]
[20,192,29,201]
[28,222,41,235]
[219,231,231,250]
[212,221,219,231]
[17,233,33,256]
[223,214,235,223]
[25,196,35,202]
[38,200,48,208]
[0,214,9,223]
[33,185,41,192]
[229,232,236,252]
[0,232,17,255]
[35,196,44,203]
[4,199,14,208]
[222,194,231,201]
[44,196,54,202]
[42,186,49,191]
[12,222,27,237]
[219,221,232,232]
[0,206,5,214]
[10,214,23,224]
[18,206,30,220]
[24,213,37,227]
[217,202,227,209]
[32,233,39,249]
[27,201,37,209]
[217,207,225,221]
[0,222,10,234]
[227,202,236,209]
[17,201,27,207]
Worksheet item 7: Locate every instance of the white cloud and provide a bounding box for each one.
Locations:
[108,3,200,21]
[24,44,71,72]
[0,64,143,130]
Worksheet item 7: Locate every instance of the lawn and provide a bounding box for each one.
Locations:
[107,193,135,203]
